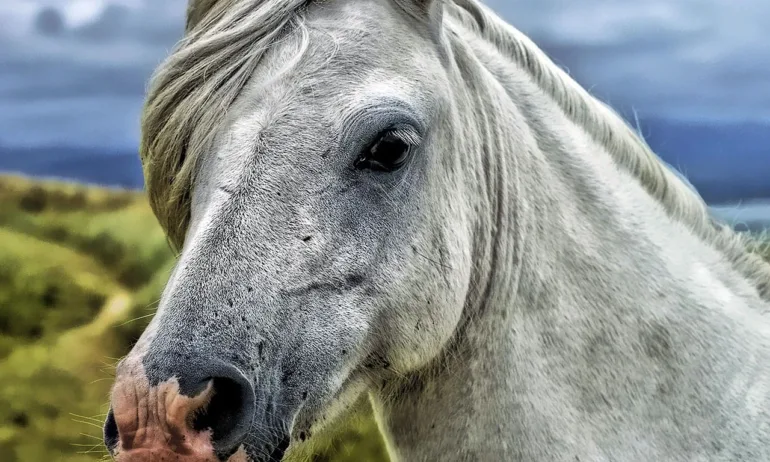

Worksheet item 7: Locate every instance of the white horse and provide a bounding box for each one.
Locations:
[104,1,770,461]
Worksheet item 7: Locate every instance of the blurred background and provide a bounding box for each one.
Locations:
[0,1,767,461]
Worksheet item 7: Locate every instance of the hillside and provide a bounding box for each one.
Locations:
[0,174,387,462]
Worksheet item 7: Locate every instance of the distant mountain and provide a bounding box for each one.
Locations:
[0,118,767,202]
[710,201,770,233]
[0,145,143,189]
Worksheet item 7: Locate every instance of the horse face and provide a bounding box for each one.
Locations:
[106,0,473,460]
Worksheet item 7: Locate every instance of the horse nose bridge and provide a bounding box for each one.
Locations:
[164,241,276,317]
[178,199,304,291]
[187,201,291,269]
[155,249,286,350]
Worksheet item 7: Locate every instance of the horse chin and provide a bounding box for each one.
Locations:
[114,445,251,462]
[289,369,372,444]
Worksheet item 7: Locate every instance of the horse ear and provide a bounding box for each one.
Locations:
[185,0,219,32]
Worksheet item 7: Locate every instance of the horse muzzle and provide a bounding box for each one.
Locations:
[103,352,287,462]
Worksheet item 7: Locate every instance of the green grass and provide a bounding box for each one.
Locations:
[0,174,388,462]
[0,228,118,357]
[0,176,171,290]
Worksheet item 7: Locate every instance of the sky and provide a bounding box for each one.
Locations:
[1,0,769,149]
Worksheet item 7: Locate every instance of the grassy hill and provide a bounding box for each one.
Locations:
[0,174,387,462]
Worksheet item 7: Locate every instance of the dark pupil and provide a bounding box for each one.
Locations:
[370,134,409,168]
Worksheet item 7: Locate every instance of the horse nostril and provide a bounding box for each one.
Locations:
[192,372,255,456]
[109,356,256,457]
[103,408,119,453]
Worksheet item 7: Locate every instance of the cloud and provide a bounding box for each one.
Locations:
[0,0,768,148]
[33,7,66,36]
[0,0,186,147]
[487,0,770,122]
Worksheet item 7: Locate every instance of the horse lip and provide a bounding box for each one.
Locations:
[116,448,214,461]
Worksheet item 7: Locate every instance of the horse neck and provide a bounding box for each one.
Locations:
[368,30,569,460]
[370,17,770,461]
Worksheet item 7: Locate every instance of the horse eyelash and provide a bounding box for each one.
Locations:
[386,126,422,147]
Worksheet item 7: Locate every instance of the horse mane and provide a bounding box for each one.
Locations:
[445,0,770,301]
[141,0,770,300]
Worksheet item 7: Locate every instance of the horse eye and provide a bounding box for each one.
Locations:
[355,130,414,172]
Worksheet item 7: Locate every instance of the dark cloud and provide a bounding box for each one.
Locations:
[0,0,768,148]
[34,7,66,36]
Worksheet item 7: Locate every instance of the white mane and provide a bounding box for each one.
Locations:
[446,0,770,301]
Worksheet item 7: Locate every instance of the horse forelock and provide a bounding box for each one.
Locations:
[140,0,310,251]
[185,0,219,32]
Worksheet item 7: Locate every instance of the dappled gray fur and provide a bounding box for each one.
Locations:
[129,0,770,461]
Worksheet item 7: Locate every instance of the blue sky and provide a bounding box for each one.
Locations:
[1,0,769,149]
